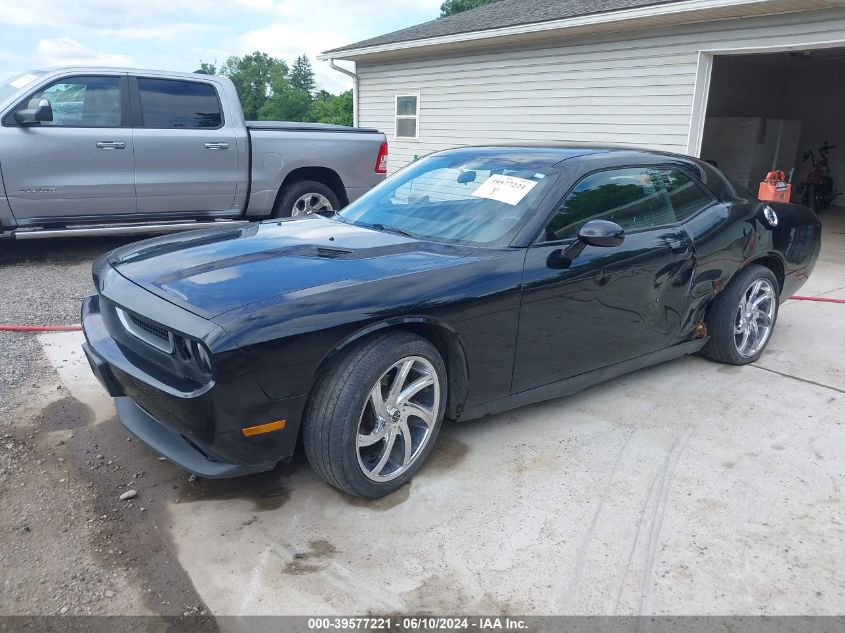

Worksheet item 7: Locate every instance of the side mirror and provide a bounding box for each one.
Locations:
[577,220,625,248]
[546,220,625,269]
[14,98,53,125]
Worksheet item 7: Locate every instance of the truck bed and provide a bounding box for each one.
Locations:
[246,121,381,134]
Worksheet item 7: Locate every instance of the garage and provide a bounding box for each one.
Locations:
[698,47,845,216]
[320,0,845,194]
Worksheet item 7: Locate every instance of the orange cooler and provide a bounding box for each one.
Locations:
[758,170,792,203]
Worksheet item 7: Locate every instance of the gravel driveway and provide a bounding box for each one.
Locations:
[0,237,135,414]
[1,235,217,625]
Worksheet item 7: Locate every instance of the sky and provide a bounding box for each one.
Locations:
[0,0,443,93]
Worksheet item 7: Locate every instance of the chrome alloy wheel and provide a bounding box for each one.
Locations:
[734,278,776,358]
[291,192,333,216]
[356,356,440,482]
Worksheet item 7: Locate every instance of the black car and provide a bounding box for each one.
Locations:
[81,146,821,498]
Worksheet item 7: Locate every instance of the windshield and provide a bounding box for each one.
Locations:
[338,151,557,247]
[0,71,45,105]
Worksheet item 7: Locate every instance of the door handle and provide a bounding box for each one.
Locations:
[96,141,125,149]
[204,142,229,150]
[667,238,691,255]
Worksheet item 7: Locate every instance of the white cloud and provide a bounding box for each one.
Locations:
[2,0,444,92]
[0,0,221,29]
[97,23,222,41]
[235,23,351,90]
[37,37,131,68]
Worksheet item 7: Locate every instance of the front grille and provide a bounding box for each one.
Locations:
[116,308,174,353]
[129,313,169,341]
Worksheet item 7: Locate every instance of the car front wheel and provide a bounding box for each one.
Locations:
[302,331,447,498]
[702,264,779,365]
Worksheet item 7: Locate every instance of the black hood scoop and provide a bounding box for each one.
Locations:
[316,246,353,259]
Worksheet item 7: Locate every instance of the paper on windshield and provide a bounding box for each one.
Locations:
[471,174,537,206]
[10,74,39,89]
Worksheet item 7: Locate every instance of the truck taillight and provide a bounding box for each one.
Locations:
[375,142,388,174]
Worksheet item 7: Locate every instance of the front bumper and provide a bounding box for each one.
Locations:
[82,289,307,478]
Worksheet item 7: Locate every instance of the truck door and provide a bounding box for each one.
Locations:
[1,74,136,221]
[131,76,239,215]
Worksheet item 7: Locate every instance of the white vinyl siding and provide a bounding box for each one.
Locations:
[356,7,845,173]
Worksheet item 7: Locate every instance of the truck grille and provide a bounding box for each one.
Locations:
[116,308,174,353]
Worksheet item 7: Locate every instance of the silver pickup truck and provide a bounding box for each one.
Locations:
[0,68,387,239]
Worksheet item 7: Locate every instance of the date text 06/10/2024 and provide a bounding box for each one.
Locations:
[306,617,528,630]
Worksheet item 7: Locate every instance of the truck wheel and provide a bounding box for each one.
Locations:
[701,264,779,365]
[273,180,340,218]
[302,331,447,498]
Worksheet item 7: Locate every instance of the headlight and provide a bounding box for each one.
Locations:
[193,341,213,375]
[174,335,213,376]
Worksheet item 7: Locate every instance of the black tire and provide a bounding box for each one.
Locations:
[272,180,341,218]
[302,331,447,498]
[701,264,779,365]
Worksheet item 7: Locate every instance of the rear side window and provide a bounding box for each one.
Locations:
[543,167,712,241]
[659,169,713,221]
[137,78,222,129]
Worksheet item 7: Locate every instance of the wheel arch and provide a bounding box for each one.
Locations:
[311,318,470,421]
[697,251,786,336]
[745,253,785,296]
[273,166,349,211]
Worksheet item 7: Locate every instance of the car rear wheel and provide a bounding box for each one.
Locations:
[302,331,447,498]
[273,180,340,218]
[702,264,779,365]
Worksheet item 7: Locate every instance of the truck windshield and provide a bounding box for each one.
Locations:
[0,71,46,104]
[338,152,556,247]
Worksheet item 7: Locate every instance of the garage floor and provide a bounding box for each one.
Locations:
[13,214,845,619]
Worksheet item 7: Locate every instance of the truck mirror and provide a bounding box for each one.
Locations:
[14,98,53,125]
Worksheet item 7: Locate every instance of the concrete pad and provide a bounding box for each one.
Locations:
[40,322,845,617]
[34,217,844,618]
[38,331,113,424]
[760,287,845,392]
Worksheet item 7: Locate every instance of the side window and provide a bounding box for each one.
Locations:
[395,93,419,140]
[137,78,222,129]
[658,169,713,221]
[543,167,676,241]
[22,76,121,127]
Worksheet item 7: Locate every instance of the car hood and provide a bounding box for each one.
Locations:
[107,216,472,319]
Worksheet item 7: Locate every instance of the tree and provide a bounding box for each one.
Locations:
[260,78,312,122]
[289,55,316,96]
[200,51,353,125]
[439,0,498,17]
[219,51,287,120]
[311,90,354,127]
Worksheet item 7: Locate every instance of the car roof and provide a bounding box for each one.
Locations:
[433,144,700,168]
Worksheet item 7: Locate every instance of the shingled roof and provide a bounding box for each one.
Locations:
[323,0,686,54]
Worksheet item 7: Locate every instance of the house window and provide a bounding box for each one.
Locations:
[395,93,419,140]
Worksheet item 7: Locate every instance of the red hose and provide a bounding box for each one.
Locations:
[789,295,845,304]
[0,324,82,332]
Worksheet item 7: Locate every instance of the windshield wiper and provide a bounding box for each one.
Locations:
[370,223,419,239]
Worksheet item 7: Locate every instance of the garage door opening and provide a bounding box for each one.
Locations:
[700,48,845,217]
